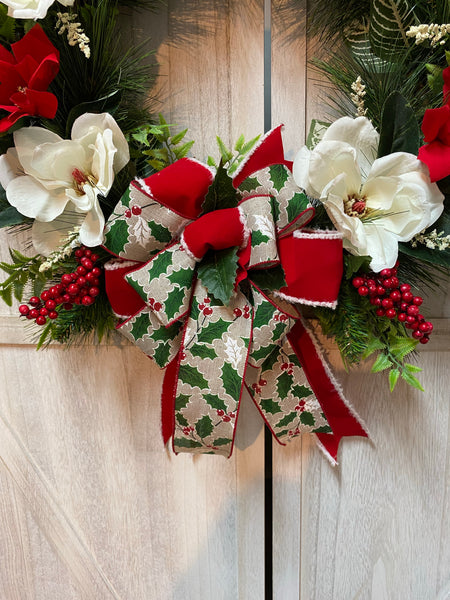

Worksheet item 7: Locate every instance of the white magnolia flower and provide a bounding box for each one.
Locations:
[0,112,129,255]
[1,0,73,19]
[293,116,444,272]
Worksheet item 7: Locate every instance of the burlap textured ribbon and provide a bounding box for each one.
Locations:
[103,126,368,463]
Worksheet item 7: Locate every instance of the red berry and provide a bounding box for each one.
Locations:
[386,308,396,319]
[419,336,430,344]
[81,295,94,306]
[29,308,39,319]
[199,304,205,310]
[131,205,142,215]
[406,315,417,324]
[390,277,399,288]
[234,308,242,317]
[398,312,407,322]
[19,304,29,316]
[39,307,48,316]
[85,272,95,282]
[407,305,419,316]
[29,296,40,306]
[352,277,364,288]
[35,315,46,326]
[74,248,84,258]
[71,272,78,281]
[381,298,393,309]
[358,286,369,296]
[412,329,423,339]
[68,284,79,296]
[217,409,224,416]
[48,311,58,320]
[382,278,393,288]
[400,283,411,293]
[412,296,423,306]
[153,301,162,311]
[40,291,50,302]
[90,253,99,263]
[91,267,101,277]
[124,209,132,218]
[203,307,213,316]
[63,303,73,310]
[84,248,92,257]
[76,266,87,276]
[376,286,386,296]
[77,276,87,287]
[400,302,408,311]
[380,268,392,278]
[367,279,376,287]
[81,258,93,270]
[402,291,413,302]
[389,290,401,302]
[376,308,385,317]
[421,321,433,333]
[223,415,231,422]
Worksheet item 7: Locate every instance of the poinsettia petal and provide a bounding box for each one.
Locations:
[14,89,58,119]
[421,105,450,143]
[418,140,450,182]
[322,116,379,178]
[5,174,68,220]
[12,23,58,62]
[0,110,27,133]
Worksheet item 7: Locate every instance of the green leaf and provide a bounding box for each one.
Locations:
[196,415,214,439]
[174,438,203,449]
[204,394,227,412]
[362,335,386,359]
[250,345,274,364]
[389,368,400,392]
[177,413,189,427]
[178,364,209,390]
[344,254,371,278]
[239,176,260,193]
[277,371,293,399]
[147,249,174,280]
[216,136,233,162]
[389,336,418,360]
[199,318,229,345]
[300,411,315,426]
[369,0,415,61]
[306,119,329,149]
[261,348,280,374]
[175,394,190,410]
[292,384,312,399]
[276,412,297,428]
[252,299,276,329]
[251,230,270,246]
[272,321,288,342]
[0,206,25,228]
[170,128,188,145]
[286,192,309,224]
[222,362,242,400]
[197,247,239,305]
[164,287,187,322]
[268,164,289,192]
[201,161,238,215]
[404,363,422,373]
[130,312,150,341]
[148,221,172,244]
[400,369,424,392]
[153,342,171,367]
[378,92,420,158]
[249,265,287,293]
[104,219,130,255]
[371,353,393,373]
[189,344,217,360]
[173,140,195,160]
[151,320,182,343]
[240,135,260,155]
[234,134,245,152]
[260,398,282,415]
[212,437,231,446]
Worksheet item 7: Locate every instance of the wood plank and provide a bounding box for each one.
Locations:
[0,3,266,598]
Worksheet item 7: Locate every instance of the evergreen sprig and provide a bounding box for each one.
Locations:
[0,249,49,305]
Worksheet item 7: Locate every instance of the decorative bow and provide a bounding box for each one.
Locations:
[103,126,368,463]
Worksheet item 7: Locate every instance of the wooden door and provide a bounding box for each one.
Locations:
[0,2,449,599]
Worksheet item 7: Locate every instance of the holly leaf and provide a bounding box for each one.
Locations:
[189,344,217,360]
[195,415,214,439]
[277,371,293,399]
[178,364,209,390]
[276,412,297,428]
[204,394,227,412]
[130,312,150,342]
[239,176,260,193]
[177,413,189,427]
[292,384,312,399]
[175,394,190,410]
[153,342,171,367]
[286,192,309,224]
[164,287,187,322]
[174,438,203,449]
[250,265,287,294]
[260,398,282,415]
[344,254,371,278]
[199,318,229,344]
[314,425,332,433]
[197,247,239,305]
[300,411,315,426]
[151,321,182,343]
[212,437,231,447]
[222,362,242,400]
[201,161,238,214]
[251,230,270,246]
[148,221,172,244]
[378,92,420,158]
[104,218,130,255]
[269,164,289,192]
[252,298,276,330]
[250,345,274,364]
[147,249,174,280]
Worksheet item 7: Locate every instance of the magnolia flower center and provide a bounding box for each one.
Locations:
[344,193,369,218]
[72,167,97,195]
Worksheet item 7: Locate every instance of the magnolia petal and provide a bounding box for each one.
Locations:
[292,146,313,195]
[31,140,88,186]
[362,175,399,211]
[14,126,62,180]
[78,196,105,248]
[308,140,361,198]
[0,147,21,189]
[71,112,129,174]
[65,185,96,212]
[31,209,82,256]
[369,152,422,179]
[363,224,399,272]
[322,116,379,179]
[5,175,68,220]
[322,190,366,250]
[3,0,54,19]
[91,129,116,194]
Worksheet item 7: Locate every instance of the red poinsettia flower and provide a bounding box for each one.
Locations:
[418,66,450,182]
[0,23,59,133]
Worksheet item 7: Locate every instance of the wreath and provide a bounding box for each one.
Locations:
[0,0,448,463]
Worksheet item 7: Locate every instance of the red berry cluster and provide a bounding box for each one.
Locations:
[352,266,433,344]
[124,205,142,218]
[18,247,102,327]
[199,297,213,316]
[233,305,250,319]
[251,377,267,395]
[216,409,236,423]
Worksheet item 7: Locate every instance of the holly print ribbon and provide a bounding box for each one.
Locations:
[103,126,368,463]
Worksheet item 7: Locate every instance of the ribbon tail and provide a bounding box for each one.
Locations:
[161,355,181,446]
[287,320,369,464]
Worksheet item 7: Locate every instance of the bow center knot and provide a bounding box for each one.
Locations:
[181,207,248,261]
